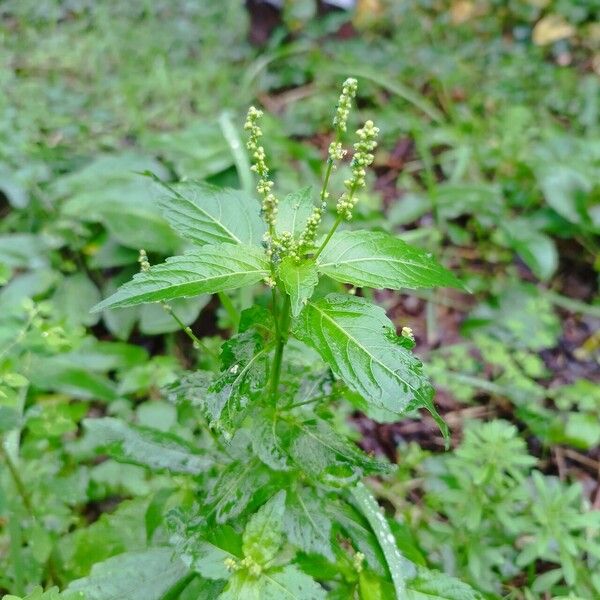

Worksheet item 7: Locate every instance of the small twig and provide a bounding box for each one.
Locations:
[562,448,600,471]
[554,447,567,481]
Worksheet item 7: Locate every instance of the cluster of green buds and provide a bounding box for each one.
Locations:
[223,556,263,577]
[245,78,378,264]
[138,249,150,272]
[336,119,379,220]
[244,107,278,233]
[332,77,358,134]
[328,77,357,161]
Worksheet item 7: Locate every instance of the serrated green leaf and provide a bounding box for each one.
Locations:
[279,258,319,317]
[92,244,269,312]
[406,567,483,600]
[318,231,463,291]
[67,548,188,600]
[3,587,83,600]
[206,460,270,524]
[219,565,326,600]
[275,187,314,236]
[293,294,435,417]
[250,415,288,470]
[168,510,242,581]
[84,417,210,474]
[289,418,390,486]
[243,491,286,566]
[157,180,265,247]
[207,330,271,428]
[284,488,334,560]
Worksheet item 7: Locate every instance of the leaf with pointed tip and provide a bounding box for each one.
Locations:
[318,231,463,290]
[289,418,390,487]
[279,258,319,317]
[83,417,210,475]
[293,294,435,417]
[206,460,270,524]
[243,491,286,566]
[92,244,269,312]
[168,509,242,580]
[284,488,334,560]
[207,330,272,428]
[250,414,289,471]
[157,180,265,246]
[67,548,188,600]
[275,187,315,237]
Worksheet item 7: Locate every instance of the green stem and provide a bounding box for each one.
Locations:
[0,442,35,516]
[319,158,334,204]
[314,215,343,260]
[269,294,291,401]
[161,303,218,360]
[0,441,62,585]
[218,291,240,331]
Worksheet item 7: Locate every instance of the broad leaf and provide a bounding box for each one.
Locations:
[279,258,319,317]
[92,244,269,311]
[84,418,210,475]
[3,588,83,600]
[207,330,271,428]
[55,154,181,254]
[169,509,242,580]
[275,187,314,237]
[219,566,326,600]
[406,567,483,600]
[67,548,188,600]
[243,490,286,566]
[249,413,289,470]
[157,180,265,247]
[206,460,270,523]
[289,417,390,486]
[318,231,463,290]
[284,487,334,560]
[539,165,594,228]
[293,294,435,417]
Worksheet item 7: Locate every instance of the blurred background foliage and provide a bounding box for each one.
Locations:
[0,1,599,598]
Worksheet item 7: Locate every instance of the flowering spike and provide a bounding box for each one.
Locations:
[138,249,150,272]
[336,119,379,220]
[332,77,358,135]
[245,106,278,238]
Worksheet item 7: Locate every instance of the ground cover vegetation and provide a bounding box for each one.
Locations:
[0,1,599,599]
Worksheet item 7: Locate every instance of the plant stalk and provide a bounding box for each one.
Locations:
[314,215,342,259]
[269,293,291,401]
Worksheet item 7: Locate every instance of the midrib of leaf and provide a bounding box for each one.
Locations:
[261,569,311,600]
[207,459,257,519]
[141,266,266,295]
[224,343,273,422]
[307,301,422,397]
[246,502,280,559]
[296,491,329,548]
[320,255,449,276]
[159,179,244,244]
[296,422,352,463]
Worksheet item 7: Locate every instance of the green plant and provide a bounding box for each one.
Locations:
[413,420,600,597]
[43,79,479,599]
